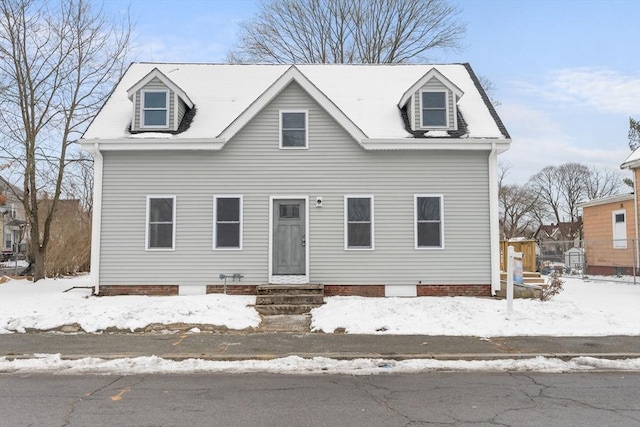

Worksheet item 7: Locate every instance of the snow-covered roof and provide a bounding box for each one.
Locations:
[621,147,640,170]
[82,63,509,142]
[577,192,634,208]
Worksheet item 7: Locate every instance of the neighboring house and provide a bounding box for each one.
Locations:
[0,178,28,261]
[578,149,639,275]
[534,219,583,244]
[79,63,511,297]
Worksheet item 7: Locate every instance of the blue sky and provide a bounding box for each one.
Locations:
[103,0,640,184]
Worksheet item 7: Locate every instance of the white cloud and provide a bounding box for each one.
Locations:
[511,67,640,116]
[498,103,630,184]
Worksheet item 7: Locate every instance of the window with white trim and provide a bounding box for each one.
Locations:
[415,195,443,248]
[420,90,448,128]
[613,209,627,249]
[345,196,374,249]
[214,196,243,249]
[142,90,169,128]
[280,111,308,148]
[146,196,175,250]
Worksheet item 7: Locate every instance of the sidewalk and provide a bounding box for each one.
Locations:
[2,332,639,362]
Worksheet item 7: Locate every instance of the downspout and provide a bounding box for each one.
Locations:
[488,143,500,295]
[90,143,104,295]
[634,170,639,282]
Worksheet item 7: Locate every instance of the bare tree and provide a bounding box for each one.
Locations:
[584,165,623,200]
[498,164,539,239]
[0,0,130,281]
[529,162,624,241]
[228,0,465,63]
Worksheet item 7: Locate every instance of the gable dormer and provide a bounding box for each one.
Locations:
[127,68,194,133]
[398,68,464,135]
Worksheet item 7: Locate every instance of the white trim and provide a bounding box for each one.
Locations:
[577,193,634,208]
[145,195,176,251]
[218,65,367,145]
[398,67,464,108]
[414,194,445,250]
[213,195,243,250]
[419,89,449,129]
[488,143,500,294]
[268,195,309,284]
[78,138,511,153]
[89,143,103,293]
[79,139,226,152]
[361,139,511,152]
[140,90,170,129]
[279,110,309,149]
[612,209,627,249]
[344,195,375,250]
[173,92,179,132]
[127,67,194,108]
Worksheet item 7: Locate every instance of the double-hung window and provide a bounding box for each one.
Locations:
[415,195,444,249]
[420,90,447,128]
[146,196,175,250]
[214,196,243,249]
[280,111,308,148]
[142,90,169,128]
[345,196,374,250]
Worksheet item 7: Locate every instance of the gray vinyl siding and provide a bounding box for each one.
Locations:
[100,81,491,287]
[132,77,175,131]
[177,98,187,125]
[413,77,456,131]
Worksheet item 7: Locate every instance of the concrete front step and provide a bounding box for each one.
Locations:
[255,304,323,315]
[255,284,325,315]
[257,284,324,295]
[256,294,324,306]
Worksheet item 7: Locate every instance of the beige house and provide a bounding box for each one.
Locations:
[578,149,640,275]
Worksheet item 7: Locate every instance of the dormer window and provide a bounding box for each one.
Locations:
[420,90,448,128]
[142,90,169,128]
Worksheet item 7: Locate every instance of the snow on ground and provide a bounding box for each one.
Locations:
[311,277,640,336]
[0,276,260,333]
[1,275,639,374]
[1,354,639,375]
[0,275,638,336]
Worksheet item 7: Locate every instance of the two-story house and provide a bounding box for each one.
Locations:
[79,63,511,297]
[0,178,27,261]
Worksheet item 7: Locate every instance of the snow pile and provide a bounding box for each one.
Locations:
[0,276,260,333]
[1,354,639,375]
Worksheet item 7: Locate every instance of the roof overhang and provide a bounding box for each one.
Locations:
[398,67,464,108]
[361,138,511,152]
[217,65,367,146]
[577,193,634,208]
[127,67,194,109]
[79,138,226,153]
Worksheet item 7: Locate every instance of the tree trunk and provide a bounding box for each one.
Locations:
[32,246,46,281]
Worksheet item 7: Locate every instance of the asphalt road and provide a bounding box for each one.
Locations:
[1,372,639,427]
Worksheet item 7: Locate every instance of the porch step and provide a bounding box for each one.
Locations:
[255,304,322,316]
[255,284,324,315]
[256,294,324,306]
[257,284,324,295]
[496,272,546,299]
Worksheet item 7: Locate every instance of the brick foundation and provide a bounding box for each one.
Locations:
[324,285,385,297]
[206,284,258,295]
[417,284,491,297]
[97,283,491,297]
[586,265,635,276]
[98,285,179,296]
